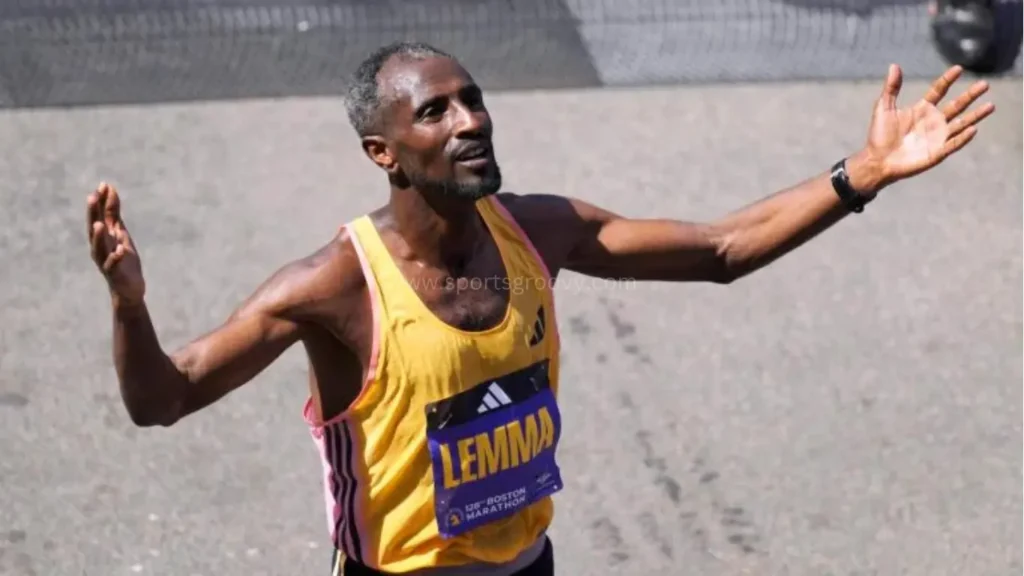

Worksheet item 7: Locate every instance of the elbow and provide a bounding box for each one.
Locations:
[709,267,739,285]
[123,396,182,428]
[125,408,176,428]
[119,352,193,428]
[127,412,159,428]
[710,251,762,284]
[707,260,742,285]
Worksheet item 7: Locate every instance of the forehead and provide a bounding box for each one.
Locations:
[378,55,475,107]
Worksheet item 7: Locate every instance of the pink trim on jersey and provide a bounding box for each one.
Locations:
[310,423,345,546]
[302,223,383,428]
[306,419,367,561]
[302,222,382,563]
[487,196,561,349]
[487,196,553,281]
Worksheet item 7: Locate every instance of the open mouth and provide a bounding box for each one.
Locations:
[453,143,491,164]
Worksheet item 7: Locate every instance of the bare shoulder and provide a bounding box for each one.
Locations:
[495,192,577,224]
[230,227,366,324]
[493,192,612,275]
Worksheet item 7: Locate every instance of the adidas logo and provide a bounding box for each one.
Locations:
[477,382,513,413]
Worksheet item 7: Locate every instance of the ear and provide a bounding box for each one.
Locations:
[361,136,399,174]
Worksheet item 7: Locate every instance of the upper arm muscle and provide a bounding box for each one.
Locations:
[561,197,728,283]
[496,192,728,283]
[169,244,339,418]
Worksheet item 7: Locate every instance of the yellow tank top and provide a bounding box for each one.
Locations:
[303,195,563,573]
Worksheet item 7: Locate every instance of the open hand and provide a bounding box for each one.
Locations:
[87,183,145,306]
[866,64,995,188]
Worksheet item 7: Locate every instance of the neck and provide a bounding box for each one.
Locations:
[389,187,485,269]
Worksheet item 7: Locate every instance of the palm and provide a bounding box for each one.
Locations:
[874,102,949,175]
[864,65,993,186]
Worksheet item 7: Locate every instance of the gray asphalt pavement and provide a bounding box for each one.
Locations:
[1,76,1021,576]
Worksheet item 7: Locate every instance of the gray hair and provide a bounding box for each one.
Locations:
[344,41,454,137]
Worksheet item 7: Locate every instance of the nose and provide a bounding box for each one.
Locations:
[452,101,488,139]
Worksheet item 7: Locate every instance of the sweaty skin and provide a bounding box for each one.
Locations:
[86,55,993,434]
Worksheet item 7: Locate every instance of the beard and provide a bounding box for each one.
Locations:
[405,163,502,201]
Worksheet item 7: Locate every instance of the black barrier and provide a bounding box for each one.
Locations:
[930,0,1023,74]
[0,0,1020,109]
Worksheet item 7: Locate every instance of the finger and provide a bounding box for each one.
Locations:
[941,80,990,120]
[940,125,978,160]
[102,244,126,273]
[114,225,136,251]
[923,65,963,105]
[86,192,99,239]
[104,184,122,227]
[90,221,109,262]
[948,102,995,138]
[879,64,903,110]
[86,184,106,238]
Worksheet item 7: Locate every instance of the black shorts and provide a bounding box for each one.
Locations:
[332,537,554,576]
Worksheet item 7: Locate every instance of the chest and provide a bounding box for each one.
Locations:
[398,245,512,333]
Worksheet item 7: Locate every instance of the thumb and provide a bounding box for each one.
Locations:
[878,63,902,110]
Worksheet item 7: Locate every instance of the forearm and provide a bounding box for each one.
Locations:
[713,149,884,281]
[112,298,190,426]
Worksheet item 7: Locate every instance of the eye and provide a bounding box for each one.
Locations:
[461,88,484,110]
[416,99,447,122]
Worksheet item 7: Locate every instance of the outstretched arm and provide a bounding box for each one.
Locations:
[560,65,994,284]
[562,150,878,283]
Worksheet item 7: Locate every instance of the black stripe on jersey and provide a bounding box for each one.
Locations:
[326,425,347,554]
[424,359,551,431]
[340,423,363,564]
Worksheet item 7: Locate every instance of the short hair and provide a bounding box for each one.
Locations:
[344,41,454,137]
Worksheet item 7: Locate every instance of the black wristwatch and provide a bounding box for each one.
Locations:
[830,158,867,213]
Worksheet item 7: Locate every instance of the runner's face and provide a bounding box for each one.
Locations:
[377,56,501,200]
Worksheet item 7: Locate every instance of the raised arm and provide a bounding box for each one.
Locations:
[87,183,332,427]
[558,65,994,284]
[111,263,308,427]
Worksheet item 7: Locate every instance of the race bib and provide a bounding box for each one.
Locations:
[425,359,563,539]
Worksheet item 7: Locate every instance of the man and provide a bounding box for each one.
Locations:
[86,42,993,575]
